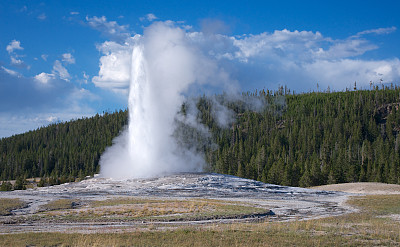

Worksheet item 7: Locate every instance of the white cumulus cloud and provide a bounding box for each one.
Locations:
[62,53,75,64]
[92,39,137,93]
[81,72,89,84]
[304,58,400,89]
[146,13,157,21]
[6,40,23,53]
[314,39,378,60]
[0,68,96,138]
[41,54,48,61]
[6,40,29,68]
[52,60,70,81]
[86,16,131,42]
[191,27,400,90]
[10,56,24,65]
[140,13,158,22]
[91,20,399,93]
[1,66,21,77]
[34,72,55,84]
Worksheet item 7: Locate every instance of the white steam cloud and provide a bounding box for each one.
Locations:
[100,22,230,178]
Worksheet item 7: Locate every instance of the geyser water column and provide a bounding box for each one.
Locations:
[100,22,207,178]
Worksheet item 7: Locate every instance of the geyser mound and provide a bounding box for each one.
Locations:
[100,22,224,179]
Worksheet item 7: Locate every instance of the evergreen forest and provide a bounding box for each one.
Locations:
[0,110,128,188]
[2,86,400,190]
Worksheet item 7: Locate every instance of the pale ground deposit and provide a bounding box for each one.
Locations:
[2,173,397,233]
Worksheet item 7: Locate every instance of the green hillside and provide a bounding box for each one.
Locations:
[2,86,400,189]
[0,110,128,186]
[204,87,400,187]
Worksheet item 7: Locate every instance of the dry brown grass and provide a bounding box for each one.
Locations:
[44,198,266,221]
[1,195,400,246]
[90,197,163,207]
[0,198,27,216]
[1,220,397,247]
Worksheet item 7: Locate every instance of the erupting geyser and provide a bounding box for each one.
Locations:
[100,22,220,178]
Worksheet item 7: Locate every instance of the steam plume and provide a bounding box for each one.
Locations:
[100,22,224,178]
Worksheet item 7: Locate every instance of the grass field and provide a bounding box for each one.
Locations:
[40,199,78,211]
[0,198,26,216]
[40,198,268,222]
[0,194,399,246]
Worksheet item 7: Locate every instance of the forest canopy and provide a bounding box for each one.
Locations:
[1,86,400,189]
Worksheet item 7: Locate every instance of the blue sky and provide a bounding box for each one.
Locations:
[0,0,399,138]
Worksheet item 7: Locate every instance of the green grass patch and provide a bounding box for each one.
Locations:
[40,199,78,211]
[0,198,27,216]
[347,194,400,215]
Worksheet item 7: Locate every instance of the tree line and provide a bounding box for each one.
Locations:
[202,86,400,187]
[1,86,400,190]
[0,110,127,189]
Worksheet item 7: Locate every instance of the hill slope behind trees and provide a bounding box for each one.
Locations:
[0,110,128,185]
[202,87,400,187]
[1,87,400,188]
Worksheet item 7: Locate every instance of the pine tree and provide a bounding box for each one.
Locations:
[13,176,26,190]
[0,181,13,191]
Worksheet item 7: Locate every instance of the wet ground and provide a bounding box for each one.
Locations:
[0,173,354,233]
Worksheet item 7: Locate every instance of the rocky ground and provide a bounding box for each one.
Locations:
[0,173,355,233]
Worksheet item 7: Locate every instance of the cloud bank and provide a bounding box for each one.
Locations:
[1,16,398,139]
[92,22,399,94]
[0,64,94,137]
